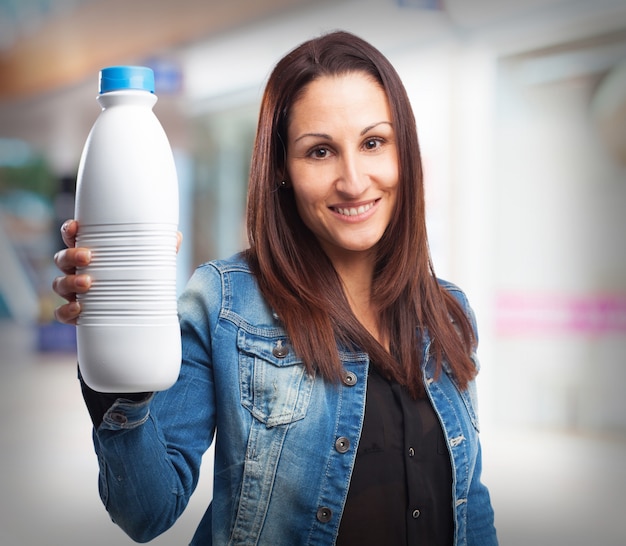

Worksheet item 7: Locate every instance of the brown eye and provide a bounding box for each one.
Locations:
[310,147,330,159]
[364,138,382,150]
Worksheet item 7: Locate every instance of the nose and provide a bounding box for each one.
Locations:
[335,151,369,197]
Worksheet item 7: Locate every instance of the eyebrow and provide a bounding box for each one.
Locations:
[293,121,393,143]
[361,121,393,135]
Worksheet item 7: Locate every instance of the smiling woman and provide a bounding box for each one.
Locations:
[247,31,479,398]
[52,30,498,545]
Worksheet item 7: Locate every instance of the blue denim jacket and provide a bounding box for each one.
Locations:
[91,254,497,545]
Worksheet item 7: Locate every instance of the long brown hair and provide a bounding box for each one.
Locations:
[245,30,476,396]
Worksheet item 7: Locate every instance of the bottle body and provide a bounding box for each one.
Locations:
[75,85,181,392]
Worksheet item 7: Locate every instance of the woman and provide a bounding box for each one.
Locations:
[53,31,497,545]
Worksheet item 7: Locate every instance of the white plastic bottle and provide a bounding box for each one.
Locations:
[74,66,181,393]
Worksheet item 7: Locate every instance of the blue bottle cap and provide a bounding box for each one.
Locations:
[99,66,155,94]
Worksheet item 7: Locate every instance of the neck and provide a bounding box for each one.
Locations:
[331,252,389,351]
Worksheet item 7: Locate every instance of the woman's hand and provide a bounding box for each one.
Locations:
[52,220,91,325]
[52,220,183,325]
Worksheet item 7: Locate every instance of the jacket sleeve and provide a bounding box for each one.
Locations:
[440,280,499,544]
[466,433,499,545]
[85,266,219,543]
[462,295,498,544]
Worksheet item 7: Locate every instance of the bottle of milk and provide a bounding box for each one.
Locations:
[74,66,181,393]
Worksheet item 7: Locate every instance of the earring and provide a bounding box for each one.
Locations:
[280,180,287,188]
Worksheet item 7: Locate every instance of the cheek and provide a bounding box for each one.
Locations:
[290,169,326,215]
[385,156,400,186]
[292,187,319,222]
[386,166,400,199]
[291,186,329,237]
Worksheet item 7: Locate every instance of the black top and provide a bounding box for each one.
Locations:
[336,368,454,545]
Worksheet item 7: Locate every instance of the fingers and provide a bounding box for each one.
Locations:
[52,243,92,325]
[52,272,91,325]
[54,220,87,325]
[52,271,91,301]
[176,231,183,253]
[53,301,82,325]
[54,247,91,275]
[60,219,78,248]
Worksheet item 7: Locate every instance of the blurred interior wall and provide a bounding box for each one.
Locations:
[491,36,626,433]
[1,0,625,435]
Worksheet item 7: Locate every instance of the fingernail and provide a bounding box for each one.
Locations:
[68,302,80,314]
[61,220,71,233]
[76,250,91,263]
[76,275,91,288]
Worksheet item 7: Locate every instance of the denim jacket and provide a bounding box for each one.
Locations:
[90,254,497,545]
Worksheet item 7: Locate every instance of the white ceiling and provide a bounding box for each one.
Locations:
[0,0,625,174]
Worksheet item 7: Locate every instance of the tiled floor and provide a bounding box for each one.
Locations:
[1,321,624,545]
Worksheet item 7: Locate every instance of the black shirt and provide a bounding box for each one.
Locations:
[336,368,454,545]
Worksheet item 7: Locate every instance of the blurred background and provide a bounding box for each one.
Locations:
[1,0,625,544]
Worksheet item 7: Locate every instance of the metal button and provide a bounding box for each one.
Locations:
[408,447,415,457]
[316,506,332,523]
[272,340,289,358]
[109,412,127,425]
[412,509,421,519]
[335,437,350,453]
[343,371,357,386]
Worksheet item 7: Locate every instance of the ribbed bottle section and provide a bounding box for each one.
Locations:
[76,224,178,326]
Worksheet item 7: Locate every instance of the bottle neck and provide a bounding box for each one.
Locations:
[97,89,158,109]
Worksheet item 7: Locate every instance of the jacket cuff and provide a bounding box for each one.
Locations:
[78,365,153,430]
[100,393,155,430]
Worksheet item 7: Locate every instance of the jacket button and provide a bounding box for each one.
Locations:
[316,506,332,523]
[272,340,289,358]
[335,437,350,453]
[109,412,127,425]
[342,371,357,386]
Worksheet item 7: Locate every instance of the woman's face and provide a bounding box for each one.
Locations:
[286,72,399,267]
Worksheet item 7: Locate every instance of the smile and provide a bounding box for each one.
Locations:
[333,200,377,217]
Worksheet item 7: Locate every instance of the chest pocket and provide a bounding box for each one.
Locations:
[237,328,315,427]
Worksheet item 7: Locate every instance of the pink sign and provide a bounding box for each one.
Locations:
[495,292,626,336]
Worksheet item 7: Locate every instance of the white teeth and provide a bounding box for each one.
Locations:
[336,202,374,216]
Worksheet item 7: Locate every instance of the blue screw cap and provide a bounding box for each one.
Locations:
[99,66,155,94]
